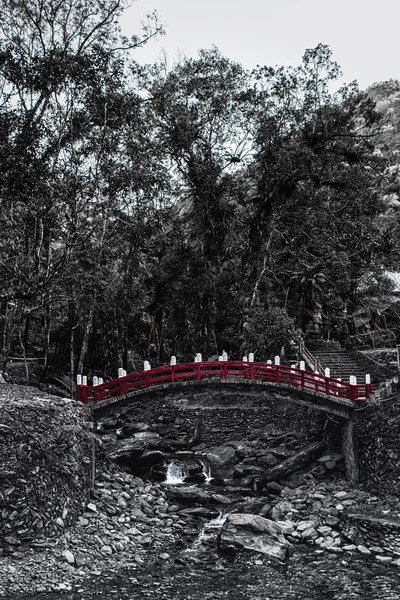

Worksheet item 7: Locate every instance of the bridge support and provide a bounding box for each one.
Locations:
[341,412,359,483]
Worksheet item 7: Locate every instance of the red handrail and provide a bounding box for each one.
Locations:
[76,361,372,405]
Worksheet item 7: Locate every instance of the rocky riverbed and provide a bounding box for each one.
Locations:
[2,386,400,598]
[2,466,400,598]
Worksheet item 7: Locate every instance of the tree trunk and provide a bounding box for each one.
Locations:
[77,295,96,376]
[19,327,29,384]
[42,299,51,377]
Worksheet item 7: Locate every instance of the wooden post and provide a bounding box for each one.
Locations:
[342,412,359,482]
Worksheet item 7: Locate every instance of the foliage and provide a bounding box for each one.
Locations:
[0,17,395,379]
[242,301,298,358]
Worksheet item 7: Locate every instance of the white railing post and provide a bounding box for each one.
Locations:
[248,353,254,363]
[274,356,280,365]
[82,376,87,386]
[144,361,151,371]
[349,375,357,401]
[77,374,82,385]
[93,376,99,386]
[222,351,228,362]
[299,361,305,370]
[118,368,124,378]
[170,356,177,366]
[98,378,104,385]
[219,355,223,362]
[324,368,330,378]
[243,356,248,362]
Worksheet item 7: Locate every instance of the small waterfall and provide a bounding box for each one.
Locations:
[200,460,213,484]
[165,461,185,485]
[192,512,229,549]
[205,512,228,529]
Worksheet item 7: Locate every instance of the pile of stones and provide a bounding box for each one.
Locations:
[0,469,186,596]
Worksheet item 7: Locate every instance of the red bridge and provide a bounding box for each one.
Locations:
[76,360,372,405]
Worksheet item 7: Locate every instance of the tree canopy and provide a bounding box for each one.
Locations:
[0,1,396,382]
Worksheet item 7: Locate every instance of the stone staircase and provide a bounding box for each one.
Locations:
[303,343,372,388]
[311,350,367,384]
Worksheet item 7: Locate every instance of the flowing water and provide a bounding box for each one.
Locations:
[200,460,213,484]
[164,461,185,485]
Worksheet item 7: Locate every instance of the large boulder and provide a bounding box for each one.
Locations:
[205,445,238,477]
[259,442,326,485]
[165,486,231,507]
[106,434,162,461]
[217,513,289,563]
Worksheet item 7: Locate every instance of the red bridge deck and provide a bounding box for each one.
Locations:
[76,361,371,405]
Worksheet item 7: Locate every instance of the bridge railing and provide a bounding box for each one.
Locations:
[76,361,372,405]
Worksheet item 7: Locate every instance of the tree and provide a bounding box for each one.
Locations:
[0,0,165,374]
[145,48,253,356]
[241,44,386,339]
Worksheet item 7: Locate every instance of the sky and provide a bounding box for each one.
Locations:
[121,0,400,90]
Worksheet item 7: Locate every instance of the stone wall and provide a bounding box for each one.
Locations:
[343,513,400,555]
[357,395,400,495]
[101,385,336,449]
[0,386,92,553]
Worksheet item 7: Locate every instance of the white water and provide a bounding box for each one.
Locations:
[189,512,229,550]
[200,460,213,484]
[165,462,185,485]
[205,512,228,529]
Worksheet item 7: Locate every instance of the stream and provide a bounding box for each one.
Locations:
[4,461,400,599]
[4,548,400,599]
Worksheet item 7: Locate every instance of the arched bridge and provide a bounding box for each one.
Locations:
[76,360,372,412]
[76,360,372,483]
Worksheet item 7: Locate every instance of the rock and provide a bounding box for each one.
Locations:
[205,446,238,476]
[297,520,318,533]
[86,503,97,513]
[165,486,211,506]
[74,551,88,567]
[159,553,170,560]
[210,494,232,505]
[265,481,283,495]
[4,536,20,546]
[276,521,295,535]
[61,550,75,565]
[259,442,326,485]
[107,436,162,461]
[300,527,318,541]
[100,545,113,555]
[376,556,392,563]
[136,450,165,468]
[357,545,371,555]
[270,501,293,521]
[334,491,353,500]
[217,513,289,564]
[122,423,151,435]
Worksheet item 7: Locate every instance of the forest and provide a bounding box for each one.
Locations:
[0,0,399,381]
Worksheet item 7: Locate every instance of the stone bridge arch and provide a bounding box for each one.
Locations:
[91,380,359,482]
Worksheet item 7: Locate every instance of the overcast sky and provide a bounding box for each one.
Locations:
[121,0,399,90]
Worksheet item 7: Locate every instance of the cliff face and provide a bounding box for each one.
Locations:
[0,386,91,554]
